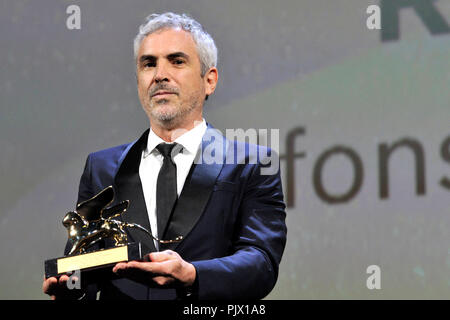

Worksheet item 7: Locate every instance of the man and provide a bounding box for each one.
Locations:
[43,12,287,300]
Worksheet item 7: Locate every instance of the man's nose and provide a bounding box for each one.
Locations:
[154,63,170,83]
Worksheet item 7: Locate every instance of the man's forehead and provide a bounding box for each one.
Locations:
[138,28,197,57]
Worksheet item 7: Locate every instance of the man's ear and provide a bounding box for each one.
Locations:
[204,67,218,97]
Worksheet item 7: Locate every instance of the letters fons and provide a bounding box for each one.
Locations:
[285,127,450,207]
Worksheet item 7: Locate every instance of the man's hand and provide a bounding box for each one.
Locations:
[112,250,196,288]
[42,274,84,300]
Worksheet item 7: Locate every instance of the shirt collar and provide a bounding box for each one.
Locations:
[144,118,207,157]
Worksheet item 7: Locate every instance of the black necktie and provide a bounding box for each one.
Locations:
[156,143,178,239]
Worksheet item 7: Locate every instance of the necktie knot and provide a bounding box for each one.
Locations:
[156,143,177,159]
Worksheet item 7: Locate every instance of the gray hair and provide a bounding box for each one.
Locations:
[133,12,218,76]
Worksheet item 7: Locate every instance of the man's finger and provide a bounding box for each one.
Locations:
[136,260,174,275]
[152,276,175,287]
[58,275,69,285]
[111,262,172,287]
[113,261,154,276]
[148,250,178,262]
[42,277,58,294]
[43,275,72,298]
[113,260,174,277]
[112,262,129,273]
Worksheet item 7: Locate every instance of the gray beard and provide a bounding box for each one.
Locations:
[149,97,199,127]
[150,99,177,121]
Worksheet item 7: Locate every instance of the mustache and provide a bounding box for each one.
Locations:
[149,84,179,97]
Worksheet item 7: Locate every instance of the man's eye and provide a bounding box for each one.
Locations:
[173,59,184,65]
[143,62,155,68]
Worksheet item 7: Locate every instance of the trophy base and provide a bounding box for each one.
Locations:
[44,242,143,279]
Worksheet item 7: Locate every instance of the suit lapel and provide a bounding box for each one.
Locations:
[113,129,157,254]
[161,126,227,251]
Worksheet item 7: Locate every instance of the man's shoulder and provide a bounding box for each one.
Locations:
[86,129,149,162]
[87,142,132,162]
[226,139,275,163]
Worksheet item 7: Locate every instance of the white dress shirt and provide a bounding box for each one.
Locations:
[139,119,207,250]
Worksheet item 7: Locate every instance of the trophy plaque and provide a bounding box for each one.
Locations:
[44,186,182,279]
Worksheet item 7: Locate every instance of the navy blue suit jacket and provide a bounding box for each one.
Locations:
[73,125,287,300]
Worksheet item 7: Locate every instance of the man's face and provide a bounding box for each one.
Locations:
[136,28,213,126]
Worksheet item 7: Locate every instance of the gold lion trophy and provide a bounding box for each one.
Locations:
[44,186,182,280]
